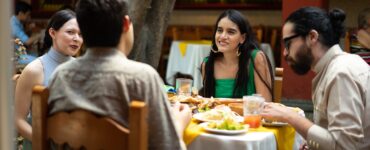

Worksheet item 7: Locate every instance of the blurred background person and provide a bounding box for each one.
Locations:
[11,1,41,64]
[357,8,370,49]
[201,9,273,101]
[14,9,83,150]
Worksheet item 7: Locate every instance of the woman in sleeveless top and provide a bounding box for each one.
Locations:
[201,9,274,101]
[14,10,83,150]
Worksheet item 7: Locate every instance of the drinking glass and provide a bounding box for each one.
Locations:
[175,78,193,96]
[243,94,265,128]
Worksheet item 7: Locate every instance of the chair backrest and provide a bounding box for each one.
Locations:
[253,25,264,44]
[344,31,351,53]
[269,28,278,52]
[171,25,201,40]
[32,85,147,150]
[273,68,284,103]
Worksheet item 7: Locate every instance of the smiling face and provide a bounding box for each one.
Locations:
[215,17,245,54]
[50,18,83,56]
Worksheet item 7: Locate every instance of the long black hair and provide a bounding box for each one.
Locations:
[202,9,274,99]
[285,7,346,48]
[39,9,76,56]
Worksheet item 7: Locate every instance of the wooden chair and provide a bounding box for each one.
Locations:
[253,25,264,44]
[273,68,283,103]
[269,28,278,52]
[198,26,215,40]
[32,85,147,150]
[171,25,201,40]
[344,31,351,53]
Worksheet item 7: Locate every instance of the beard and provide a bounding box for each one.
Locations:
[285,43,313,75]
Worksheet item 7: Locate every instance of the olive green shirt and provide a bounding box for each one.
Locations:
[48,48,184,150]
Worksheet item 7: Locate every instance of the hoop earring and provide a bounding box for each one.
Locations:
[236,43,242,56]
[211,47,219,53]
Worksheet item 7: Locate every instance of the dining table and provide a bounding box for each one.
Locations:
[184,120,304,150]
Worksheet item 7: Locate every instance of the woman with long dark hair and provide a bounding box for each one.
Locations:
[15,9,83,149]
[201,9,274,101]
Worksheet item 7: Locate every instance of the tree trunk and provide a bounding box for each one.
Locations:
[128,0,175,69]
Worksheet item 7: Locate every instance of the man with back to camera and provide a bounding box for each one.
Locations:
[47,0,191,149]
[261,7,370,150]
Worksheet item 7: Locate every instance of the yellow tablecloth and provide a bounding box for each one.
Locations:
[184,120,296,150]
[178,40,212,57]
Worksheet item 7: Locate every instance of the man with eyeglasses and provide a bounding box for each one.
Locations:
[261,7,370,150]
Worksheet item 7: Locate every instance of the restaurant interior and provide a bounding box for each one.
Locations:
[1,0,370,149]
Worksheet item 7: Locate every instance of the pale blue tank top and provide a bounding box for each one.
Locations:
[22,48,73,150]
[39,47,73,86]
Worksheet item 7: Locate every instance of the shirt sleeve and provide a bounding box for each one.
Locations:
[142,67,184,150]
[11,17,29,43]
[307,72,365,150]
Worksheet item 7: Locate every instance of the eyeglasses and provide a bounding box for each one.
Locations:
[283,34,301,50]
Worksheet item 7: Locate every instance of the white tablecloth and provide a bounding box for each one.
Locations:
[188,130,304,150]
[188,132,277,150]
[165,40,211,89]
[187,109,306,150]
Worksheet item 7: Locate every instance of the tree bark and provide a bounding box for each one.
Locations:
[128,0,175,69]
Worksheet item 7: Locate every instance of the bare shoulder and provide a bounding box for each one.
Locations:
[20,59,43,82]
[201,61,206,70]
[254,51,268,67]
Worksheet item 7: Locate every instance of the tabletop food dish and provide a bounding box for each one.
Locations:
[199,119,249,135]
[193,105,244,122]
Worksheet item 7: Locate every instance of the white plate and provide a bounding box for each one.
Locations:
[215,98,243,104]
[199,122,249,135]
[193,113,244,123]
[262,119,288,127]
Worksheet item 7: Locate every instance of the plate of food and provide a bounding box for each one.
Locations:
[199,118,249,135]
[193,105,244,122]
[215,98,243,105]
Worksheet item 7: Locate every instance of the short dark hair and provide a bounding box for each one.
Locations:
[358,8,370,29]
[40,9,76,55]
[285,7,346,48]
[15,1,32,15]
[75,0,128,47]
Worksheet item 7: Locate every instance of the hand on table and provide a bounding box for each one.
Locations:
[172,102,192,134]
[260,102,296,123]
[299,142,309,150]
